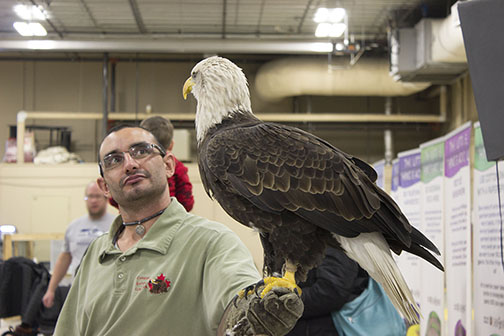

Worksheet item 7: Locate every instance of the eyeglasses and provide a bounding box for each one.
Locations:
[99,143,166,172]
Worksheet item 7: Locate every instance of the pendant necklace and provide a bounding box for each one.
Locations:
[122,207,167,237]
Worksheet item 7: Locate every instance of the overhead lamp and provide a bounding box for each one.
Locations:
[14,4,47,21]
[314,7,347,38]
[314,7,346,23]
[13,22,47,36]
[315,22,347,38]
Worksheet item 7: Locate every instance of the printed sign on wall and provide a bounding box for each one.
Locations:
[396,148,423,307]
[444,122,472,336]
[473,122,504,336]
[420,136,446,336]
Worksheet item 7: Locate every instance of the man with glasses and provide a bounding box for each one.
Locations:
[53,124,303,336]
[42,181,115,308]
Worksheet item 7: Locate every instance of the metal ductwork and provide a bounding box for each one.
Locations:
[254,57,430,101]
[390,2,467,83]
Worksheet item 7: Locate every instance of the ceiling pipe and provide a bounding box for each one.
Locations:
[429,2,467,63]
[0,39,334,54]
[254,57,430,101]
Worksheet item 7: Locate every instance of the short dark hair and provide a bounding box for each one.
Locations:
[97,123,165,176]
[140,116,174,150]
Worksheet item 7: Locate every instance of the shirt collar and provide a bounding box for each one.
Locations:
[99,198,187,262]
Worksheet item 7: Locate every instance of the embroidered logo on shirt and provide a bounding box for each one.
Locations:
[148,273,171,294]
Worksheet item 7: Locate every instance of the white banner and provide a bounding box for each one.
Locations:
[444,122,472,336]
[396,148,423,310]
[473,122,504,336]
[420,136,446,336]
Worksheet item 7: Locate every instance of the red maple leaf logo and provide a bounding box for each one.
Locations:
[148,273,171,292]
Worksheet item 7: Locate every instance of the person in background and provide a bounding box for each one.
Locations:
[42,181,115,308]
[141,115,194,211]
[287,247,370,336]
[53,124,303,335]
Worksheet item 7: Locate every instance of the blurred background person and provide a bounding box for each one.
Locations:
[287,247,369,336]
[42,181,115,308]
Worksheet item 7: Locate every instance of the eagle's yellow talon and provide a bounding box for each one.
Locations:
[237,288,255,298]
[260,270,302,298]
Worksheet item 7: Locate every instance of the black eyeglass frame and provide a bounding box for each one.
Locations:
[98,142,166,176]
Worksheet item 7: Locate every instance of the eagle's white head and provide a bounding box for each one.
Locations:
[183,56,252,143]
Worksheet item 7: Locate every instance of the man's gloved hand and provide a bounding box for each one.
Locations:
[224,287,304,336]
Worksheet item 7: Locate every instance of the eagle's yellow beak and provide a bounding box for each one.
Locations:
[183,77,194,100]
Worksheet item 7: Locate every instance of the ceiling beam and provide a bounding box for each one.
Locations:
[31,0,64,38]
[222,0,227,39]
[297,0,316,34]
[128,0,147,34]
[256,0,266,35]
[78,0,100,29]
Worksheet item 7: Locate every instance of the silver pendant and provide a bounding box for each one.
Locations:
[135,224,146,236]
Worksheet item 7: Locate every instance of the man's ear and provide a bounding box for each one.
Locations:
[97,177,111,198]
[164,152,175,178]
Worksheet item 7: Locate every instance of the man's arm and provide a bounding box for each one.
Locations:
[218,287,304,336]
[42,252,72,308]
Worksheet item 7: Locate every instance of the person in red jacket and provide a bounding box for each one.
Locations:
[109,116,194,211]
[141,116,194,211]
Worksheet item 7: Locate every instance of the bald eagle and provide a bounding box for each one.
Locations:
[183,56,443,323]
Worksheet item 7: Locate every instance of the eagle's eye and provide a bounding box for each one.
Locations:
[192,71,198,79]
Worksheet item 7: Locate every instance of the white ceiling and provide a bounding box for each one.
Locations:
[0,0,455,55]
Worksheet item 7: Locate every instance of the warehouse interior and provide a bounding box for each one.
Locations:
[0,0,474,164]
[1,0,499,335]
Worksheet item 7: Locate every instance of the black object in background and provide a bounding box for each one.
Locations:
[458,0,504,161]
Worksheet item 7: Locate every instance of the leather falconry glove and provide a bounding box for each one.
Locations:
[219,286,304,336]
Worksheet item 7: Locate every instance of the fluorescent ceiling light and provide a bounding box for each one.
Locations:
[315,22,332,37]
[315,23,347,38]
[314,8,329,23]
[314,7,346,23]
[329,23,347,37]
[14,4,46,20]
[329,8,346,23]
[13,22,47,37]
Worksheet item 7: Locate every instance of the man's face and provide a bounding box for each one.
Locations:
[97,127,174,206]
[85,183,108,218]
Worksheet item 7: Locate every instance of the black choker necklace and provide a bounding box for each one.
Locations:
[122,207,167,236]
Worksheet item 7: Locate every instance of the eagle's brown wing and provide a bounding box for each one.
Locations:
[198,118,442,269]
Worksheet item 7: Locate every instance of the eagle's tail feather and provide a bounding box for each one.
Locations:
[334,232,420,324]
